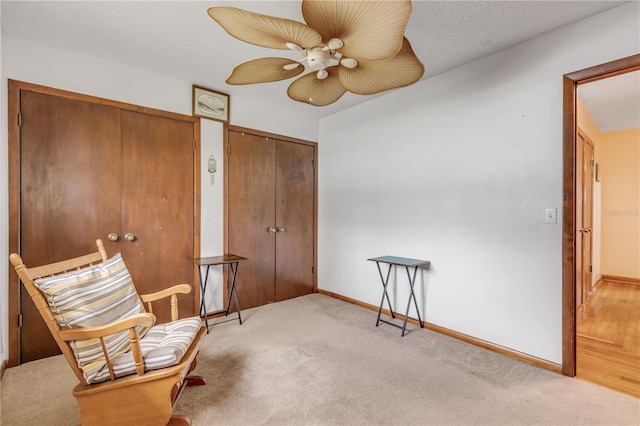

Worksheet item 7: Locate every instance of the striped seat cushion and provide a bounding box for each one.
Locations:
[34,253,149,384]
[102,317,202,383]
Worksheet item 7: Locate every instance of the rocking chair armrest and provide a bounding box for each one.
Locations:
[139,284,192,303]
[58,313,156,341]
[140,284,192,321]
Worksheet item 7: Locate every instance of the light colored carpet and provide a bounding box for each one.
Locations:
[1,294,639,425]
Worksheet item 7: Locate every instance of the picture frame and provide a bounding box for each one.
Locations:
[192,85,230,123]
[595,163,600,182]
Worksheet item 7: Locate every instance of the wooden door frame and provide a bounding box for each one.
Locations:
[561,54,640,376]
[7,79,201,367]
[222,124,318,300]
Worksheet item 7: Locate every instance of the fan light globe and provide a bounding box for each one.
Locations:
[317,69,328,80]
[340,58,358,69]
[327,38,344,50]
[286,42,303,52]
[283,63,301,71]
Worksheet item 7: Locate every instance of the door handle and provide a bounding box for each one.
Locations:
[124,233,136,241]
[276,227,285,233]
[107,233,119,242]
[579,228,592,233]
[267,227,276,233]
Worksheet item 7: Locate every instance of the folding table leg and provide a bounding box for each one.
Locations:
[375,262,395,327]
[227,262,243,324]
[407,266,424,327]
[198,265,211,332]
[401,266,424,336]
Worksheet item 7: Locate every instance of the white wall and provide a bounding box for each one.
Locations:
[0,34,319,365]
[318,2,639,364]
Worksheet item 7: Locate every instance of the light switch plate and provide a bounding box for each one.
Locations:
[544,207,557,224]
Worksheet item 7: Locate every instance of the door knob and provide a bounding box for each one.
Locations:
[107,233,119,242]
[124,233,136,241]
[276,227,285,233]
[267,227,276,233]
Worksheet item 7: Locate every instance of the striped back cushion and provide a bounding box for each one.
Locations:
[34,253,149,383]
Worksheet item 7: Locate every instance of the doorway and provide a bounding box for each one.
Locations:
[574,71,640,397]
[562,54,640,390]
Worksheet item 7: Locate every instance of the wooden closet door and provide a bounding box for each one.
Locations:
[120,111,196,323]
[275,141,315,301]
[19,91,122,362]
[226,128,316,309]
[15,88,198,364]
[227,131,276,308]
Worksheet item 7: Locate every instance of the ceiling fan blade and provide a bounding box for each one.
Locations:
[301,0,411,61]
[208,6,322,50]
[226,58,304,85]
[287,67,346,106]
[338,37,424,95]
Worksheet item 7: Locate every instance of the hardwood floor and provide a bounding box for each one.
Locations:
[576,280,640,398]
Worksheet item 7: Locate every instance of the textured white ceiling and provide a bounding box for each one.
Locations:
[1,0,632,120]
[579,71,640,133]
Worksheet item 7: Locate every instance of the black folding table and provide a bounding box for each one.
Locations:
[367,255,430,336]
[193,254,246,333]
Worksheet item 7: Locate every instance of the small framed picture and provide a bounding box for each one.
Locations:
[192,85,230,123]
[595,163,600,182]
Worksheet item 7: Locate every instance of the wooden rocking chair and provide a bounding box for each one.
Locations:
[10,239,206,425]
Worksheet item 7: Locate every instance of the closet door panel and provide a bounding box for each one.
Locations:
[20,91,121,362]
[227,131,276,308]
[120,111,195,323]
[275,141,315,301]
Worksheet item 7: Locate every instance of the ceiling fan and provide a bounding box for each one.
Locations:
[207,0,424,106]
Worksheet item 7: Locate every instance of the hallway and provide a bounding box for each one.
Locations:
[576,280,640,398]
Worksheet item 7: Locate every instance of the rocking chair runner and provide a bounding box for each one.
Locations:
[9,239,206,425]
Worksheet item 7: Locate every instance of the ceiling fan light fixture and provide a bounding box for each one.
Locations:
[340,58,358,69]
[286,42,303,52]
[307,48,330,71]
[327,38,344,50]
[283,63,301,71]
[209,1,423,107]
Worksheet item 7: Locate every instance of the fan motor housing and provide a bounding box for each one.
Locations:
[307,48,330,70]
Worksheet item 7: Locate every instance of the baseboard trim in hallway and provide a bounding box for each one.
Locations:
[601,275,640,286]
